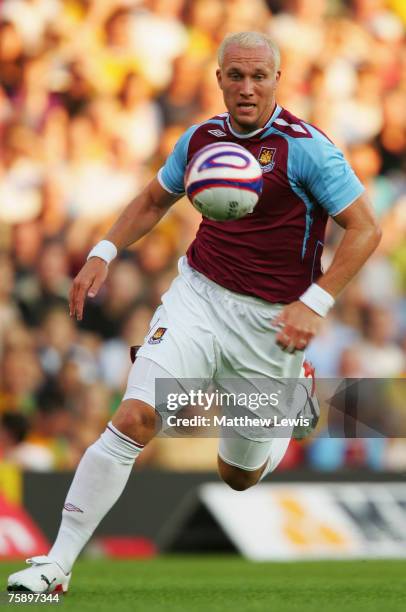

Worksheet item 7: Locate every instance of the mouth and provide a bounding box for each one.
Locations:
[236,103,256,115]
[237,103,256,110]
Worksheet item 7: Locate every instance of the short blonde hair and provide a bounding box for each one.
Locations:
[218,31,280,72]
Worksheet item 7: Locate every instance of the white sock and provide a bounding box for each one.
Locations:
[259,437,291,481]
[48,422,144,573]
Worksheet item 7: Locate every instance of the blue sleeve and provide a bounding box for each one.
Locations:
[157,125,199,195]
[291,126,365,216]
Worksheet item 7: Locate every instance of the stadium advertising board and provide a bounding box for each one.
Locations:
[200,483,406,560]
[0,495,49,559]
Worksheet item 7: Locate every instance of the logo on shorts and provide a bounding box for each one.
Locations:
[257,147,276,172]
[148,327,167,344]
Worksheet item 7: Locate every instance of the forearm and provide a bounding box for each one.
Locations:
[317,224,381,298]
[104,179,176,251]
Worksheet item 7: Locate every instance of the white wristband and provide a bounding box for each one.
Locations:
[87,240,117,265]
[299,283,335,317]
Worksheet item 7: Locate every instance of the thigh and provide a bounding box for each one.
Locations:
[218,431,291,481]
[220,300,304,379]
[136,274,217,381]
[218,434,274,471]
[123,355,174,407]
[124,355,207,437]
[216,301,305,436]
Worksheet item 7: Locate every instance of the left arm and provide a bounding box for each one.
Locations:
[274,193,382,352]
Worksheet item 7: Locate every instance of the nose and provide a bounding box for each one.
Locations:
[239,77,254,98]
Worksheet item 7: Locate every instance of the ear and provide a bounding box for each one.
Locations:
[216,68,223,90]
[275,70,281,83]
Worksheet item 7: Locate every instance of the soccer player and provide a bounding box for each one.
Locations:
[8,31,381,593]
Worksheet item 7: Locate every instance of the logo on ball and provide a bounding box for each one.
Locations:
[185,143,263,221]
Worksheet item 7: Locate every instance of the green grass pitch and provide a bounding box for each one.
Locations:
[1,556,406,612]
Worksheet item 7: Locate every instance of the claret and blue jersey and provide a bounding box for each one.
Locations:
[158,105,365,304]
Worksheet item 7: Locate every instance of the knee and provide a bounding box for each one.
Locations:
[112,399,158,445]
[217,457,261,491]
[223,474,256,491]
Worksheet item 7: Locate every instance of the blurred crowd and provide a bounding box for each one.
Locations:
[0,0,405,473]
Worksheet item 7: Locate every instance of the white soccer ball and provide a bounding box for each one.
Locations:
[185,142,263,221]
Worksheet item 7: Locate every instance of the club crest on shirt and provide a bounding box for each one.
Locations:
[148,327,167,344]
[258,146,276,172]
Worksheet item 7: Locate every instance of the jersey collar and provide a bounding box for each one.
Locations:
[225,104,282,139]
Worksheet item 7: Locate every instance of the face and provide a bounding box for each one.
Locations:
[216,43,280,133]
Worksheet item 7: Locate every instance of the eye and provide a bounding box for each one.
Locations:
[229,73,241,80]
[254,74,265,81]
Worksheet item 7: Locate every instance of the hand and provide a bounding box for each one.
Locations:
[69,257,108,321]
[273,301,323,353]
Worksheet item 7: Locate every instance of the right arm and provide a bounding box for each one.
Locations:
[104,177,180,251]
[69,177,180,320]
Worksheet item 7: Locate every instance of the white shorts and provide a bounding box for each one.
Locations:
[123,355,293,471]
[131,257,303,380]
[123,257,305,470]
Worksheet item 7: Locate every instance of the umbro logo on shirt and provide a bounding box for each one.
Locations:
[208,129,227,137]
